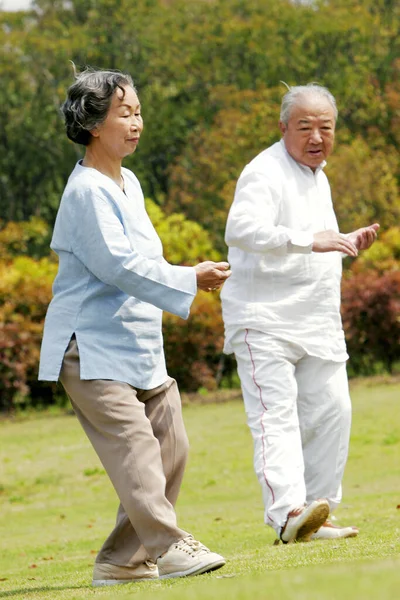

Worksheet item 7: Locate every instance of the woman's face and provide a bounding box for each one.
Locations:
[90,85,143,159]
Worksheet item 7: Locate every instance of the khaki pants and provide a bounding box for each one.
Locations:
[59,337,189,567]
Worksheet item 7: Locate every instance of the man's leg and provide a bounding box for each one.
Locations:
[59,337,188,567]
[97,378,190,565]
[231,329,307,535]
[295,356,352,511]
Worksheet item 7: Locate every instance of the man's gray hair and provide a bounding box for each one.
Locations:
[62,66,135,146]
[280,83,338,125]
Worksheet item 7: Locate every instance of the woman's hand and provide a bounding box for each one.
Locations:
[194,261,231,292]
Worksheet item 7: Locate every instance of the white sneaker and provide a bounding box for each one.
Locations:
[280,499,330,544]
[157,535,226,579]
[92,560,158,586]
[310,520,359,540]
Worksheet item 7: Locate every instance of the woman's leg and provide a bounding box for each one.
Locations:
[59,337,188,566]
[97,378,189,565]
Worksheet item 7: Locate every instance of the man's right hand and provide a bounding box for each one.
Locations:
[313,230,358,257]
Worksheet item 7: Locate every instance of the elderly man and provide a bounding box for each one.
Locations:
[221,83,378,544]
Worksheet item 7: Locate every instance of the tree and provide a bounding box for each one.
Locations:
[167,85,283,251]
[326,138,400,234]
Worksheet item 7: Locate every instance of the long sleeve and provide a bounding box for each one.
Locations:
[66,188,197,320]
[225,171,313,255]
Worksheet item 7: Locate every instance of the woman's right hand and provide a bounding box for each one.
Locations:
[194,261,231,292]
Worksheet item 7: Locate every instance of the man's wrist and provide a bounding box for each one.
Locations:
[288,231,314,254]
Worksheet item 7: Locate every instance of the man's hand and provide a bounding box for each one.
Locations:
[312,230,359,257]
[346,223,380,251]
[194,261,231,292]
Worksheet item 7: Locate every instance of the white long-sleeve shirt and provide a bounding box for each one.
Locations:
[221,139,348,362]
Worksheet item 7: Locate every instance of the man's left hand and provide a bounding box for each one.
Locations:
[346,223,380,251]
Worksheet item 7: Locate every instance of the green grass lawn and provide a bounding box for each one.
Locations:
[0,378,399,599]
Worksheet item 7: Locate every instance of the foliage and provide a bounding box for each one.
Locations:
[1,0,399,226]
[163,291,225,391]
[145,199,221,264]
[341,270,400,376]
[326,139,400,235]
[0,217,53,259]
[148,200,225,390]
[351,226,400,275]
[0,256,58,410]
[0,7,81,222]
[167,85,283,250]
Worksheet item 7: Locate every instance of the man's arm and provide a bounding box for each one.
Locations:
[225,171,314,254]
[225,171,358,257]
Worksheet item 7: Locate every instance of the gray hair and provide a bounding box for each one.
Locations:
[280,83,338,125]
[62,67,135,146]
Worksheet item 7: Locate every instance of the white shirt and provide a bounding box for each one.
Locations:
[221,140,348,362]
[39,162,197,389]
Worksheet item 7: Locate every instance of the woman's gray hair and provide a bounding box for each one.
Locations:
[280,83,338,125]
[62,67,135,146]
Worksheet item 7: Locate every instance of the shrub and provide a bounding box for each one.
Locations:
[146,198,221,264]
[163,290,225,391]
[0,256,58,410]
[341,270,400,376]
[351,226,400,275]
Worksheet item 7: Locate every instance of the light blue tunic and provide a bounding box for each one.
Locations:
[39,162,197,389]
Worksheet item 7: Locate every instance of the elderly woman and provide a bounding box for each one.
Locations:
[39,68,230,586]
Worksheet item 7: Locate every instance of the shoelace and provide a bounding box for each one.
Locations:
[144,560,157,567]
[286,503,307,519]
[174,536,210,556]
[280,503,307,540]
[320,520,337,528]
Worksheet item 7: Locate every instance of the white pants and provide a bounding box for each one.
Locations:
[231,329,352,535]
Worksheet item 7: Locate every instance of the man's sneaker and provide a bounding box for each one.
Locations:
[92,560,158,586]
[280,499,330,544]
[310,520,359,540]
[157,535,225,579]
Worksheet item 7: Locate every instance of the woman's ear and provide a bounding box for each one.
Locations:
[90,126,100,138]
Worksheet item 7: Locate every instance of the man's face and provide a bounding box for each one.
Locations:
[279,96,336,171]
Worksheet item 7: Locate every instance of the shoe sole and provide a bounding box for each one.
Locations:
[282,501,330,544]
[159,558,226,579]
[310,528,359,541]
[92,577,157,587]
[297,502,329,541]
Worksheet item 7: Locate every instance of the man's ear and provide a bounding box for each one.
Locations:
[279,121,286,135]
